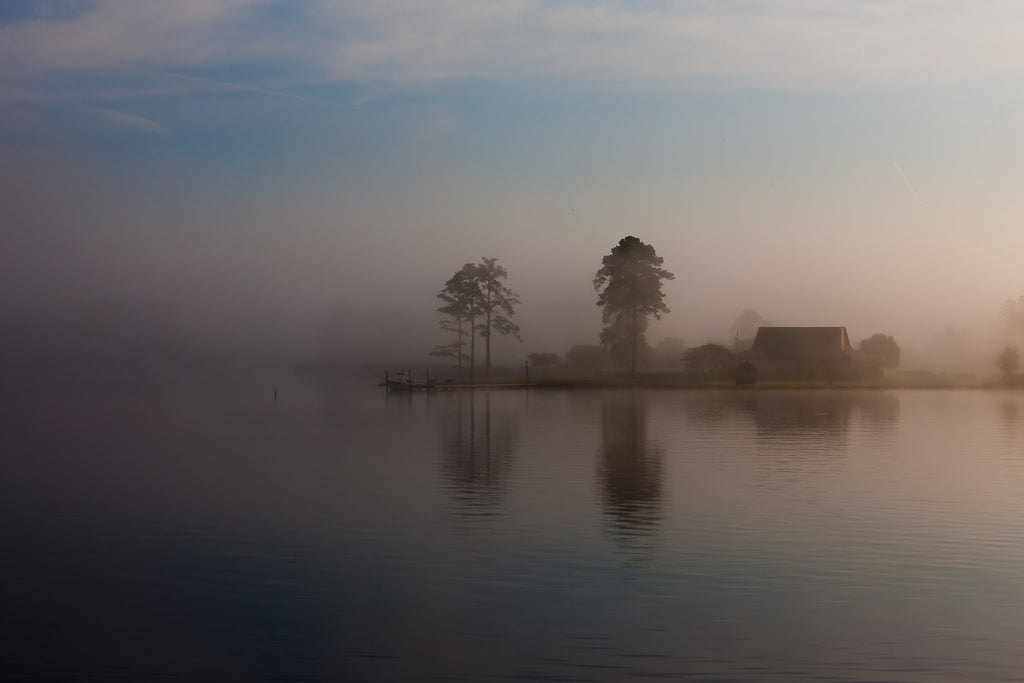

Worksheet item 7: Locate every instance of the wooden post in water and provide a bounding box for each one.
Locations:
[525,360,529,384]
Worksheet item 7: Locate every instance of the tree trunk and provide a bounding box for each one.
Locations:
[469,314,476,383]
[457,316,465,382]
[631,306,638,377]
[484,281,493,380]
[485,310,492,380]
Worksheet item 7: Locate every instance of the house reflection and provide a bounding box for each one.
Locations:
[597,392,663,560]
[856,392,901,430]
[735,391,855,441]
[733,390,901,439]
[438,391,518,515]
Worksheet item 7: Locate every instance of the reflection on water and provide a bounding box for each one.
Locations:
[736,390,855,439]
[437,391,518,514]
[597,392,662,559]
[856,391,901,429]
[8,380,1024,681]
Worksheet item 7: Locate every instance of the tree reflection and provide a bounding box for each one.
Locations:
[856,392,900,430]
[438,391,517,515]
[597,392,663,560]
[735,390,900,440]
[998,396,1023,439]
[736,391,854,440]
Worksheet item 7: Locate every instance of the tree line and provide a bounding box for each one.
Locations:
[431,257,521,381]
[432,237,674,381]
[431,237,917,382]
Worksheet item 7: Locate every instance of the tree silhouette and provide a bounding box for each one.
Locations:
[682,343,735,379]
[730,309,768,350]
[527,352,560,374]
[474,257,520,379]
[433,264,481,381]
[1001,296,1024,345]
[593,236,674,376]
[859,333,901,369]
[994,344,1020,381]
[564,344,603,375]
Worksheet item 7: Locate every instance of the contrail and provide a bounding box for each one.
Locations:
[893,160,927,207]
[168,73,347,107]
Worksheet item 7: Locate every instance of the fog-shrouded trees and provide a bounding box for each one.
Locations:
[564,344,603,375]
[431,264,480,381]
[527,352,561,375]
[594,236,675,376]
[1001,296,1024,345]
[433,257,520,382]
[994,344,1020,381]
[476,257,521,379]
[859,333,901,369]
[731,309,769,351]
[682,343,735,379]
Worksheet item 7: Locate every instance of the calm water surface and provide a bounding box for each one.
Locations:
[5,372,1024,681]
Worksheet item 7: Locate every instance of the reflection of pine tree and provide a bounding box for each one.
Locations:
[597,393,662,555]
[438,392,517,514]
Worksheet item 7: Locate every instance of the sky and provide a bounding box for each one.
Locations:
[4,0,1024,369]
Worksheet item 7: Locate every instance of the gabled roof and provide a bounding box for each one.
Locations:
[750,326,853,358]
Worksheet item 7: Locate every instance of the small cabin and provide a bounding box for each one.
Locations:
[735,360,757,386]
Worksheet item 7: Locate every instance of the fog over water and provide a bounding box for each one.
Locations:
[4,2,1024,374]
[9,5,1024,680]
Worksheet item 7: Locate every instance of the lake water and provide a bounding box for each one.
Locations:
[5,372,1024,681]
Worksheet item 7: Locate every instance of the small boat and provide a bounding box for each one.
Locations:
[383,369,447,392]
[386,370,415,392]
[386,378,414,392]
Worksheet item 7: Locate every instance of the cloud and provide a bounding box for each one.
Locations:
[3,0,1024,93]
[83,106,168,134]
[166,73,348,107]
[0,0,268,77]
[312,1,1024,88]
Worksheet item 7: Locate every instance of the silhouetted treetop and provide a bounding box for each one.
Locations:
[475,257,520,379]
[995,344,1020,379]
[858,333,901,369]
[593,236,674,376]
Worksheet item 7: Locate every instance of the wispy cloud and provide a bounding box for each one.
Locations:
[83,105,168,134]
[3,1,1024,92]
[0,0,269,78]
[167,73,348,107]
[312,1,1024,88]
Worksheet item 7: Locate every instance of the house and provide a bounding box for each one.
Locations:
[740,326,857,381]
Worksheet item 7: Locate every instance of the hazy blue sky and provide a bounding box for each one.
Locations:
[4,1,1024,365]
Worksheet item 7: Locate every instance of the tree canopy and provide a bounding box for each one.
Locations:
[682,343,735,379]
[730,309,768,350]
[527,352,560,373]
[858,333,901,369]
[994,344,1020,379]
[1001,296,1024,345]
[475,257,520,378]
[432,257,519,381]
[564,344,603,375]
[593,236,674,376]
[432,263,481,380]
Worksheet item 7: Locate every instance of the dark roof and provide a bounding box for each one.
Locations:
[750,327,853,358]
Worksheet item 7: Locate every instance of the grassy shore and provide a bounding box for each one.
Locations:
[515,372,989,390]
